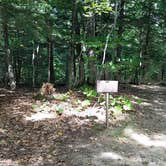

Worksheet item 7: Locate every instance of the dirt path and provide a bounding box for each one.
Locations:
[0,86,166,166]
[65,85,166,166]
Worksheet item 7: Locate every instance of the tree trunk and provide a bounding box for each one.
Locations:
[2,19,16,90]
[87,15,96,85]
[67,0,77,89]
[14,52,22,85]
[117,0,125,82]
[32,44,39,88]
[88,48,96,85]
[47,37,55,83]
[75,9,85,85]
[79,55,85,85]
[158,63,165,82]
[140,3,152,82]
[32,43,36,88]
[67,44,75,89]
[15,29,22,85]
[117,0,125,59]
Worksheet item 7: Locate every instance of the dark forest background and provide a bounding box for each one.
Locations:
[0,0,165,89]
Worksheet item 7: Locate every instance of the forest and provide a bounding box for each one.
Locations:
[0,0,165,89]
[0,0,166,165]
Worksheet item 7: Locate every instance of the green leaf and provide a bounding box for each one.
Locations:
[137,98,142,105]
[123,103,134,111]
[32,104,38,109]
[110,98,116,106]
[114,105,123,112]
[56,105,64,114]
[81,100,91,107]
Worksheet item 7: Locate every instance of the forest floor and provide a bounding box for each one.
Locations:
[0,85,166,166]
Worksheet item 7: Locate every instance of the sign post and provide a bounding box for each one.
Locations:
[97,80,118,128]
[105,92,109,128]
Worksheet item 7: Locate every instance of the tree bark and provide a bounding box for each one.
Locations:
[32,43,36,88]
[2,18,16,90]
[116,0,125,81]
[67,0,77,89]
[75,9,85,85]
[13,30,21,85]
[87,15,96,85]
[158,63,165,81]
[14,52,22,85]
[117,0,125,59]
[140,3,152,82]
[47,37,55,83]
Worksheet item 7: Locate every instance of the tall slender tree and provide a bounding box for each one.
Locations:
[1,3,16,89]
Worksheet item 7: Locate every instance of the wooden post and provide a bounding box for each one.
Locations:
[105,92,109,128]
[96,80,118,128]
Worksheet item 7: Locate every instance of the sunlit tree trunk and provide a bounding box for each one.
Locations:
[13,30,22,85]
[32,43,39,88]
[88,48,96,85]
[75,9,84,85]
[67,0,77,89]
[2,17,16,90]
[32,43,36,88]
[87,15,96,85]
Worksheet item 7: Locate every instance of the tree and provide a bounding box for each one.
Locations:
[1,2,16,89]
[0,0,165,88]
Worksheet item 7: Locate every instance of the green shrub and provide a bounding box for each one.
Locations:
[80,85,97,99]
[56,105,64,115]
[81,99,91,108]
[54,93,69,101]
[109,95,135,117]
[33,93,45,100]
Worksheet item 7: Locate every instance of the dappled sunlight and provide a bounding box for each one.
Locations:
[0,128,6,134]
[0,94,6,97]
[18,101,32,106]
[0,85,165,165]
[154,108,166,118]
[141,101,152,106]
[153,99,160,104]
[124,128,166,148]
[130,85,164,91]
[99,151,123,160]
[24,111,56,121]
[75,143,91,148]
[96,151,150,165]
[27,156,44,165]
[24,100,106,123]
[61,107,105,122]
[0,159,19,166]
[131,95,150,104]
[152,134,166,141]
[131,85,148,90]
[0,88,16,94]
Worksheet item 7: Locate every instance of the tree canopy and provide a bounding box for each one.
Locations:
[0,0,165,89]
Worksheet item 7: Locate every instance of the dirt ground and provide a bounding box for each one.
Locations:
[0,85,166,166]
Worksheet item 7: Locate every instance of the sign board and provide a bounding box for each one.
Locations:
[97,80,118,93]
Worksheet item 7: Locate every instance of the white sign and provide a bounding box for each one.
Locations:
[97,80,118,93]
